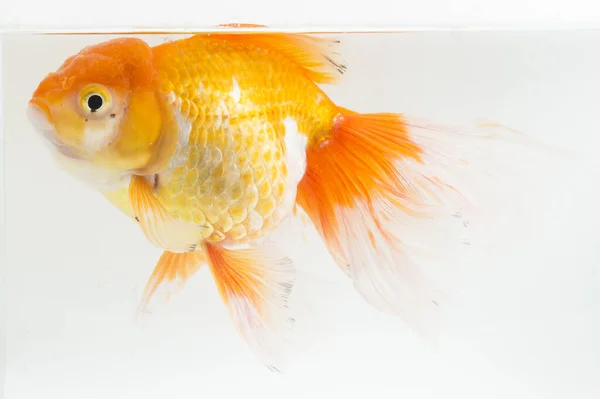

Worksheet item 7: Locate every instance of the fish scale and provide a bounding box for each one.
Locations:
[151,35,336,244]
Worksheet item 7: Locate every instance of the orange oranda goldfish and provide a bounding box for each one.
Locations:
[26,24,542,371]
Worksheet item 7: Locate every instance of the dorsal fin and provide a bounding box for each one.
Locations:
[217,23,270,29]
[213,23,347,84]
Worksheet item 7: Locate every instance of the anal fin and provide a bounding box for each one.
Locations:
[204,242,296,372]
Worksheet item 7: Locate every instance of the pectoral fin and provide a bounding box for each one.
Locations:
[129,175,207,253]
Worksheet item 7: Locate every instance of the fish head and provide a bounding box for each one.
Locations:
[27,37,169,174]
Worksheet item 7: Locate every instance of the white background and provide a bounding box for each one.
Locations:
[2,15,600,399]
[3,0,600,31]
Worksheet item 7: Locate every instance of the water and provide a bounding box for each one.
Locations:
[1,30,600,399]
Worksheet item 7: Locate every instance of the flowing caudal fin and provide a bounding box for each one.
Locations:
[204,242,296,372]
[296,107,562,342]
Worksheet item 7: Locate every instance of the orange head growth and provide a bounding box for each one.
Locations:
[27,38,172,174]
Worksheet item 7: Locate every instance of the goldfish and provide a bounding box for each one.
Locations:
[26,24,546,371]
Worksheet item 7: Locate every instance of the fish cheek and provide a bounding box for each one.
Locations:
[51,105,86,148]
[110,88,165,171]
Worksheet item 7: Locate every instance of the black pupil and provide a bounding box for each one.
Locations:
[87,94,103,112]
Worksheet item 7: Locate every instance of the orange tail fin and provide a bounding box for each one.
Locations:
[296,107,553,340]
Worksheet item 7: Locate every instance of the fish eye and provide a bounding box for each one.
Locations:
[79,85,111,115]
[87,94,104,112]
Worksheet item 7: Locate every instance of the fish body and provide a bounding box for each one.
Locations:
[149,34,337,245]
[27,26,536,371]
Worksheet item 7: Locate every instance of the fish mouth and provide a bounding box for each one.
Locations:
[27,99,81,160]
[27,98,53,130]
